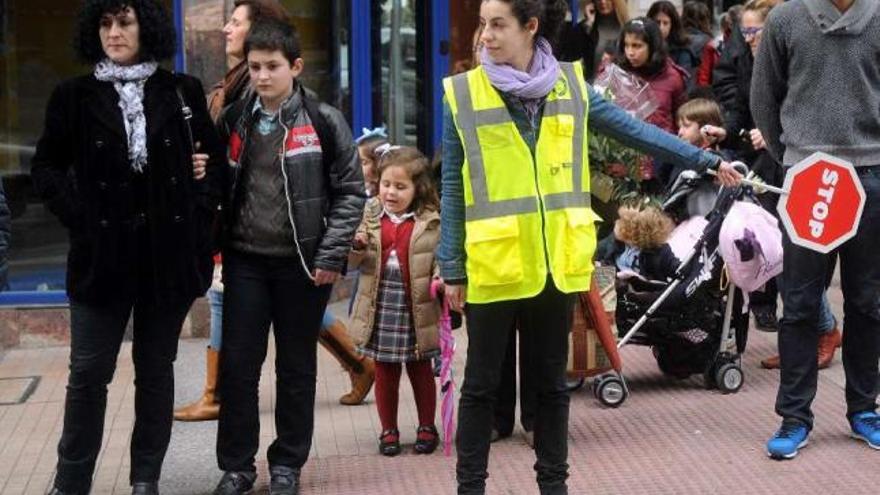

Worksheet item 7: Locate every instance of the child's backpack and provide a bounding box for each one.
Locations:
[302,95,337,171]
[718,201,783,294]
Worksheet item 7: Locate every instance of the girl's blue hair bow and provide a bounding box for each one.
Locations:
[356,125,388,144]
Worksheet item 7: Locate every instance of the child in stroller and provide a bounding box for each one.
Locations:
[596,168,752,393]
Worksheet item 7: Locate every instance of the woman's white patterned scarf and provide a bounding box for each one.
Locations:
[94,58,159,173]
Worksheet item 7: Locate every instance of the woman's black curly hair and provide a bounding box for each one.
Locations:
[74,0,177,64]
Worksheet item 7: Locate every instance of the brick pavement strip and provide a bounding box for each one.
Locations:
[1,302,879,494]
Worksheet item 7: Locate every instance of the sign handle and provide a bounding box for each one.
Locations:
[705,163,788,196]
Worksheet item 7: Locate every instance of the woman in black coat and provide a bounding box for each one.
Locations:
[31,1,222,494]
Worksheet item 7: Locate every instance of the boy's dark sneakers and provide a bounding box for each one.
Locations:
[414,425,439,454]
[379,428,402,456]
[131,482,159,495]
[850,411,880,450]
[269,465,300,495]
[48,488,85,495]
[766,421,809,459]
[212,471,256,495]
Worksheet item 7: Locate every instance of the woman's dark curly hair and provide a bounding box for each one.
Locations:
[74,0,177,64]
[614,17,668,77]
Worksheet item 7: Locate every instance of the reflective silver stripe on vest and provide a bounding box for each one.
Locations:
[472,99,579,126]
[466,197,538,221]
[559,63,586,200]
[451,65,590,222]
[451,74,501,220]
[543,191,591,211]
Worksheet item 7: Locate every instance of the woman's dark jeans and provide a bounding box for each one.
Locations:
[493,323,536,436]
[457,280,574,495]
[216,250,331,473]
[53,297,193,493]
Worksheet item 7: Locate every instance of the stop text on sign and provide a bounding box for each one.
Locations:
[809,169,838,238]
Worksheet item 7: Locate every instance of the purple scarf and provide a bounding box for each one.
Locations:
[480,37,560,101]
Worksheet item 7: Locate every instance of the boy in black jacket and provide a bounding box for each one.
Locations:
[212,18,365,495]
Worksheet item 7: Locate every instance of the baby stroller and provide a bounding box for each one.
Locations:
[613,164,756,393]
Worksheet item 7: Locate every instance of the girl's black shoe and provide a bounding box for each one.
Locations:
[379,428,401,456]
[414,425,439,454]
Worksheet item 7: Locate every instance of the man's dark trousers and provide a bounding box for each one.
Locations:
[776,166,880,428]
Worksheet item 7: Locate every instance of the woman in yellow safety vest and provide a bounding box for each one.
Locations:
[438,1,741,493]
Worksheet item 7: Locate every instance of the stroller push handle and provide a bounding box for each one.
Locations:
[705,161,787,195]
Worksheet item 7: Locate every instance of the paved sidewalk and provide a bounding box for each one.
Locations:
[1,297,878,494]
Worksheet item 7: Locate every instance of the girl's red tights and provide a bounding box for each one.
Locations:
[374,360,437,433]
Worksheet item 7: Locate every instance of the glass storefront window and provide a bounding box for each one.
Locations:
[372,0,422,147]
[1,1,172,295]
[183,0,351,121]
[1,0,347,298]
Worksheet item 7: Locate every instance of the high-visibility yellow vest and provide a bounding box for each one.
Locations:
[443,62,599,304]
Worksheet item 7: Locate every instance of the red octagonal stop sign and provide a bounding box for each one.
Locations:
[778,152,866,254]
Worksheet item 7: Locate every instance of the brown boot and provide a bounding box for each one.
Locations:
[174,347,220,421]
[761,327,842,370]
[761,354,781,369]
[817,327,842,369]
[319,318,375,405]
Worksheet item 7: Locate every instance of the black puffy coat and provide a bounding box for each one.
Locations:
[711,26,782,186]
[31,69,224,304]
[218,86,365,273]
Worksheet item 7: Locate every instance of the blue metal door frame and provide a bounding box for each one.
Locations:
[350,1,373,136]
[349,0,448,153]
[173,0,186,72]
[167,0,452,141]
[429,0,450,153]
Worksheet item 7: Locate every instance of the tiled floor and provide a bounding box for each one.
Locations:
[1,293,878,494]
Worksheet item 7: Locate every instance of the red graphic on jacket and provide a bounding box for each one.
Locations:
[284,125,322,158]
[227,125,321,164]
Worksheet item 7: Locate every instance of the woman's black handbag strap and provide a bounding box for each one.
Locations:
[174,79,196,156]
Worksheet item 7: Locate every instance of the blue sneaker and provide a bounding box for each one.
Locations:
[766,421,809,459]
[850,411,880,450]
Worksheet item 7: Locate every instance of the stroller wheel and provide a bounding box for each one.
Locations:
[715,363,744,394]
[595,376,627,408]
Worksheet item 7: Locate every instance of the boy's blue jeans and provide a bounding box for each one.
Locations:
[208,288,223,350]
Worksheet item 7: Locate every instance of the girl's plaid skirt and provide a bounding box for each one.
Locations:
[359,258,438,363]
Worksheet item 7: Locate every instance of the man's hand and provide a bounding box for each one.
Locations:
[716,161,743,187]
[445,284,467,313]
[313,269,340,286]
[192,142,207,180]
[749,128,767,151]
